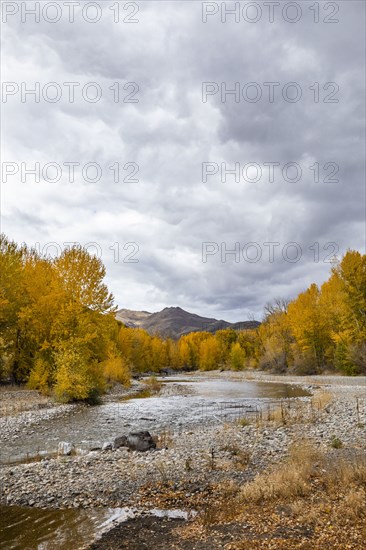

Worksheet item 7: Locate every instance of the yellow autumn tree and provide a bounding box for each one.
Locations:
[199,335,220,371]
[103,354,131,387]
[1,237,127,400]
[287,284,332,373]
[0,235,28,380]
[54,246,115,313]
[329,251,366,373]
[54,339,105,402]
[228,342,246,370]
[257,300,292,372]
[215,329,238,364]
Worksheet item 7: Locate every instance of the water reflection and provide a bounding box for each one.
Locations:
[0,506,193,550]
[0,505,107,550]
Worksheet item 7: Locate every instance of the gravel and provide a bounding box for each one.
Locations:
[1,375,365,510]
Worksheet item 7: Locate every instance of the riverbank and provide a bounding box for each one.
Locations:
[1,372,365,548]
[0,381,149,460]
[0,377,191,450]
[188,369,366,388]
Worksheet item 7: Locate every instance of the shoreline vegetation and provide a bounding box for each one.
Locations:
[1,235,365,407]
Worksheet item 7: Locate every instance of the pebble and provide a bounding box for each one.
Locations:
[1,376,365,510]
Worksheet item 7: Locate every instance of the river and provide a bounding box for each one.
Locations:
[0,375,311,549]
[1,376,310,465]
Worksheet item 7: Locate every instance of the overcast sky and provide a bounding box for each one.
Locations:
[2,0,365,321]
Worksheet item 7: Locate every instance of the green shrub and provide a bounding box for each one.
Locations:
[330,436,343,449]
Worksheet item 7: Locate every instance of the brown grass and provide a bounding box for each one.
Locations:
[256,391,335,428]
[0,388,53,416]
[254,400,309,427]
[200,441,366,531]
[154,459,169,483]
[240,441,366,507]
[240,442,320,503]
[311,390,333,410]
[155,429,174,449]
[339,488,366,520]
[322,453,366,496]
[201,480,239,525]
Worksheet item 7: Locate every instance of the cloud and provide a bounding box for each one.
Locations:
[2,0,365,320]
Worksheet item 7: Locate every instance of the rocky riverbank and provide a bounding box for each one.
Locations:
[1,373,365,548]
[1,376,365,506]
[0,380,150,450]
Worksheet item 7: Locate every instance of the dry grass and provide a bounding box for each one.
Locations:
[239,440,366,509]
[120,388,152,400]
[268,401,297,425]
[201,480,240,525]
[339,488,366,520]
[240,442,320,503]
[237,417,250,427]
[321,453,366,497]
[200,439,366,526]
[195,442,366,550]
[285,461,366,536]
[155,429,174,449]
[311,390,333,410]
[121,375,163,401]
[220,444,251,470]
[0,387,53,416]
[154,459,169,483]
[255,392,335,428]
[254,400,309,427]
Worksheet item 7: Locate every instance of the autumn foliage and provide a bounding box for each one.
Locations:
[0,235,125,401]
[258,251,366,374]
[1,235,364,403]
[114,249,365,376]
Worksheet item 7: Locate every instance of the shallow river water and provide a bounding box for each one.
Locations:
[0,375,311,549]
[2,376,310,465]
[0,505,191,550]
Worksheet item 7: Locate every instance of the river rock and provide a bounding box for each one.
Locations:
[113,435,128,450]
[57,442,74,456]
[127,431,156,452]
[89,444,102,451]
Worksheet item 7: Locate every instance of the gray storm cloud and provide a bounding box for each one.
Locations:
[2,0,365,320]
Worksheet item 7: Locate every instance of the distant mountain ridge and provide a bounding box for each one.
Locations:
[115,306,260,339]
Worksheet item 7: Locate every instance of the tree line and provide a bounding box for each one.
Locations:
[1,235,365,402]
[0,235,127,402]
[169,250,365,376]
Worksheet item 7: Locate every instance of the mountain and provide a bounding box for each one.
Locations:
[115,309,152,328]
[115,306,260,339]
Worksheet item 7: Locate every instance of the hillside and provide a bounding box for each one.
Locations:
[115,306,260,339]
[115,309,152,328]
